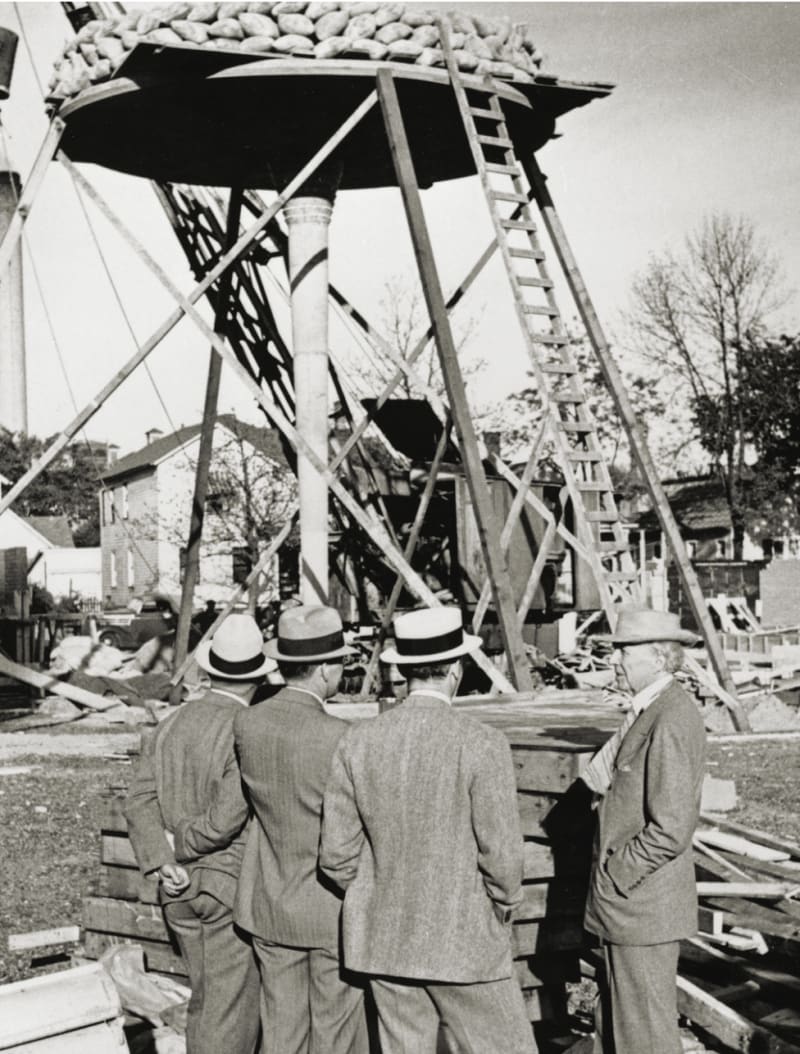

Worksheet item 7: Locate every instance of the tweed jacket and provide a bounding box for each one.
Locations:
[125,691,250,908]
[584,679,706,945]
[230,686,349,950]
[319,694,524,983]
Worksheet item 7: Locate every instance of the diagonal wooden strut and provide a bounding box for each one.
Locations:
[376,67,532,692]
[63,156,513,693]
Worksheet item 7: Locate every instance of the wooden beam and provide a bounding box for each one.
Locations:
[676,972,800,1054]
[8,926,80,952]
[0,652,116,711]
[522,152,748,730]
[376,67,532,692]
[171,189,242,701]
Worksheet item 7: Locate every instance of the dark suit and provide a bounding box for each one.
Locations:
[178,686,367,1054]
[320,693,536,1054]
[585,679,706,1054]
[126,691,260,1054]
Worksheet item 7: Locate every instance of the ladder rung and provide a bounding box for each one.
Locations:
[517,276,552,289]
[523,304,559,317]
[606,571,640,582]
[509,247,545,260]
[575,480,608,490]
[597,541,625,552]
[552,391,585,403]
[560,421,595,433]
[585,510,619,522]
[478,134,513,149]
[541,363,576,375]
[534,334,571,347]
[469,106,502,121]
[567,451,603,462]
[501,218,538,232]
[491,190,529,204]
[485,161,520,176]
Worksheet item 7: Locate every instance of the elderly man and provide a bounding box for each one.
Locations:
[126,613,274,1054]
[582,606,706,1054]
[175,604,367,1054]
[320,607,536,1054]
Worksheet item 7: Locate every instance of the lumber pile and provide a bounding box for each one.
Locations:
[81,725,597,1037]
[48,1,545,106]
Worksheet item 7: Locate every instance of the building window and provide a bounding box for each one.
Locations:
[103,489,115,526]
[233,546,252,585]
[686,540,697,558]
[127,550,135,591]
[110,552,118,589]
[121,485,129,520]
[716,539,729,558]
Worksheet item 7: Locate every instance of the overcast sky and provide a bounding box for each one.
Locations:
[1,1,798,454]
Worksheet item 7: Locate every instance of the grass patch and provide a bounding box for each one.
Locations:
[706,739,800,844]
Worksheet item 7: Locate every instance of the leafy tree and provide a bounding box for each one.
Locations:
[627,212,788,556]
[0,429,103,545]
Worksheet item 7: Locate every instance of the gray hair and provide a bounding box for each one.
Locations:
[649,640,685,674]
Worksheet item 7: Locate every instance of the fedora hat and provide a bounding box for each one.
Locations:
[594,606,701,646]
[265,605,356,663]
[196,613,277,681]
[381,607,482,665]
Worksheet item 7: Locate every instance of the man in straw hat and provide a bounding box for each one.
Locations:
[582,606,706,1054]
[178,604,368,1054]
[320,606,536,1054]
[126,612,275,1054]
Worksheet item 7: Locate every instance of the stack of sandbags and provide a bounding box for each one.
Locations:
[48,1,544,105]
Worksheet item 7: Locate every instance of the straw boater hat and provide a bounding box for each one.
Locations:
[265,605,357,663]
[594,606,701,647]
[381,607,482,665]
[196,613,277,681]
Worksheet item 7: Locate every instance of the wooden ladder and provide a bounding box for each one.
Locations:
[438,21,640,624]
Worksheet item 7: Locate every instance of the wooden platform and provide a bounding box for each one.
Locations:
[83,690,619,1029]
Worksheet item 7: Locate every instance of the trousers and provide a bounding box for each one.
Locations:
[593,941,682,1054]
[252,938,368,1054]
[370,976,537,1054]
[164,892,260,1054]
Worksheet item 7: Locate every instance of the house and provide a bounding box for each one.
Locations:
[0,509,101,605]
[99,416,295,608]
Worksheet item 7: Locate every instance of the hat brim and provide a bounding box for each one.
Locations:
[380,633,482,665]
[195,640,278,680]
[264,640,357,663]
[593,630,701,647]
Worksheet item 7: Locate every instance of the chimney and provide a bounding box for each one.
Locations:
[145,427,164,446]
[107,443,119,466]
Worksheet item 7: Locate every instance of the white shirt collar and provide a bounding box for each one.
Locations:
[286,685,325,708]
[631,673,673,716]
[209,688,250,706]
[407,688,452,706]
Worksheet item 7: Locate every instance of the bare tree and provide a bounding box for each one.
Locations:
[628,212,788,556]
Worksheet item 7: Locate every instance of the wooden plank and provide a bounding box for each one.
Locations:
[701,897,800,944]
[517,793,559,836]
[100,798,128,835]
[512,918,584,957]
[100,834,138,869]
[0,962,120,1048]
[700,815,800,861]
[7,926,80,953]
[676,972,800,1054]
[517,880,586,923]
[82,896,170,945]
[3,1019,127,1054]
[697,907,724,937]
[376,66,532,694]
[697,882,796,899]
[0,654,118,712]
[82,932,188,982]
[94,866,160,905]
[523,838,590,882]
[511,745,586,794]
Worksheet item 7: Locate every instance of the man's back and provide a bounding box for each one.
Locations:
[234,687,347,948]
[321,695,523,982]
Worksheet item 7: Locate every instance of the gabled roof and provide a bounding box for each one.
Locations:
[23,515,74,547]
[639,476,731,533]
[101,415,290,483]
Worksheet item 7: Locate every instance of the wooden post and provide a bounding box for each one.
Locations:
[376,69,532,692]
[171,189,243,701]
[521,153,749,731]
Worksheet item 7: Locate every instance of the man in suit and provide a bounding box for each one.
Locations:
[581,606,707,1054]
[320,607,536,1054]
[126,613,274,1054]
[175,603,368,1054]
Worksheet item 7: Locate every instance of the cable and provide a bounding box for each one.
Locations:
[12,2,46,100]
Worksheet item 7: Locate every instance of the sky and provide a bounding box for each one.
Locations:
[0,1,798,456]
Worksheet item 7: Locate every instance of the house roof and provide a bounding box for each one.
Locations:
[639,477,731,533]
[101,415,290,483]
[23,515,74,547]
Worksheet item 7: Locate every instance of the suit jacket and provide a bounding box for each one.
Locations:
[584,679,706,945]
[319,694,524,983]
[125,691,250,908]
[231,686,349,950]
